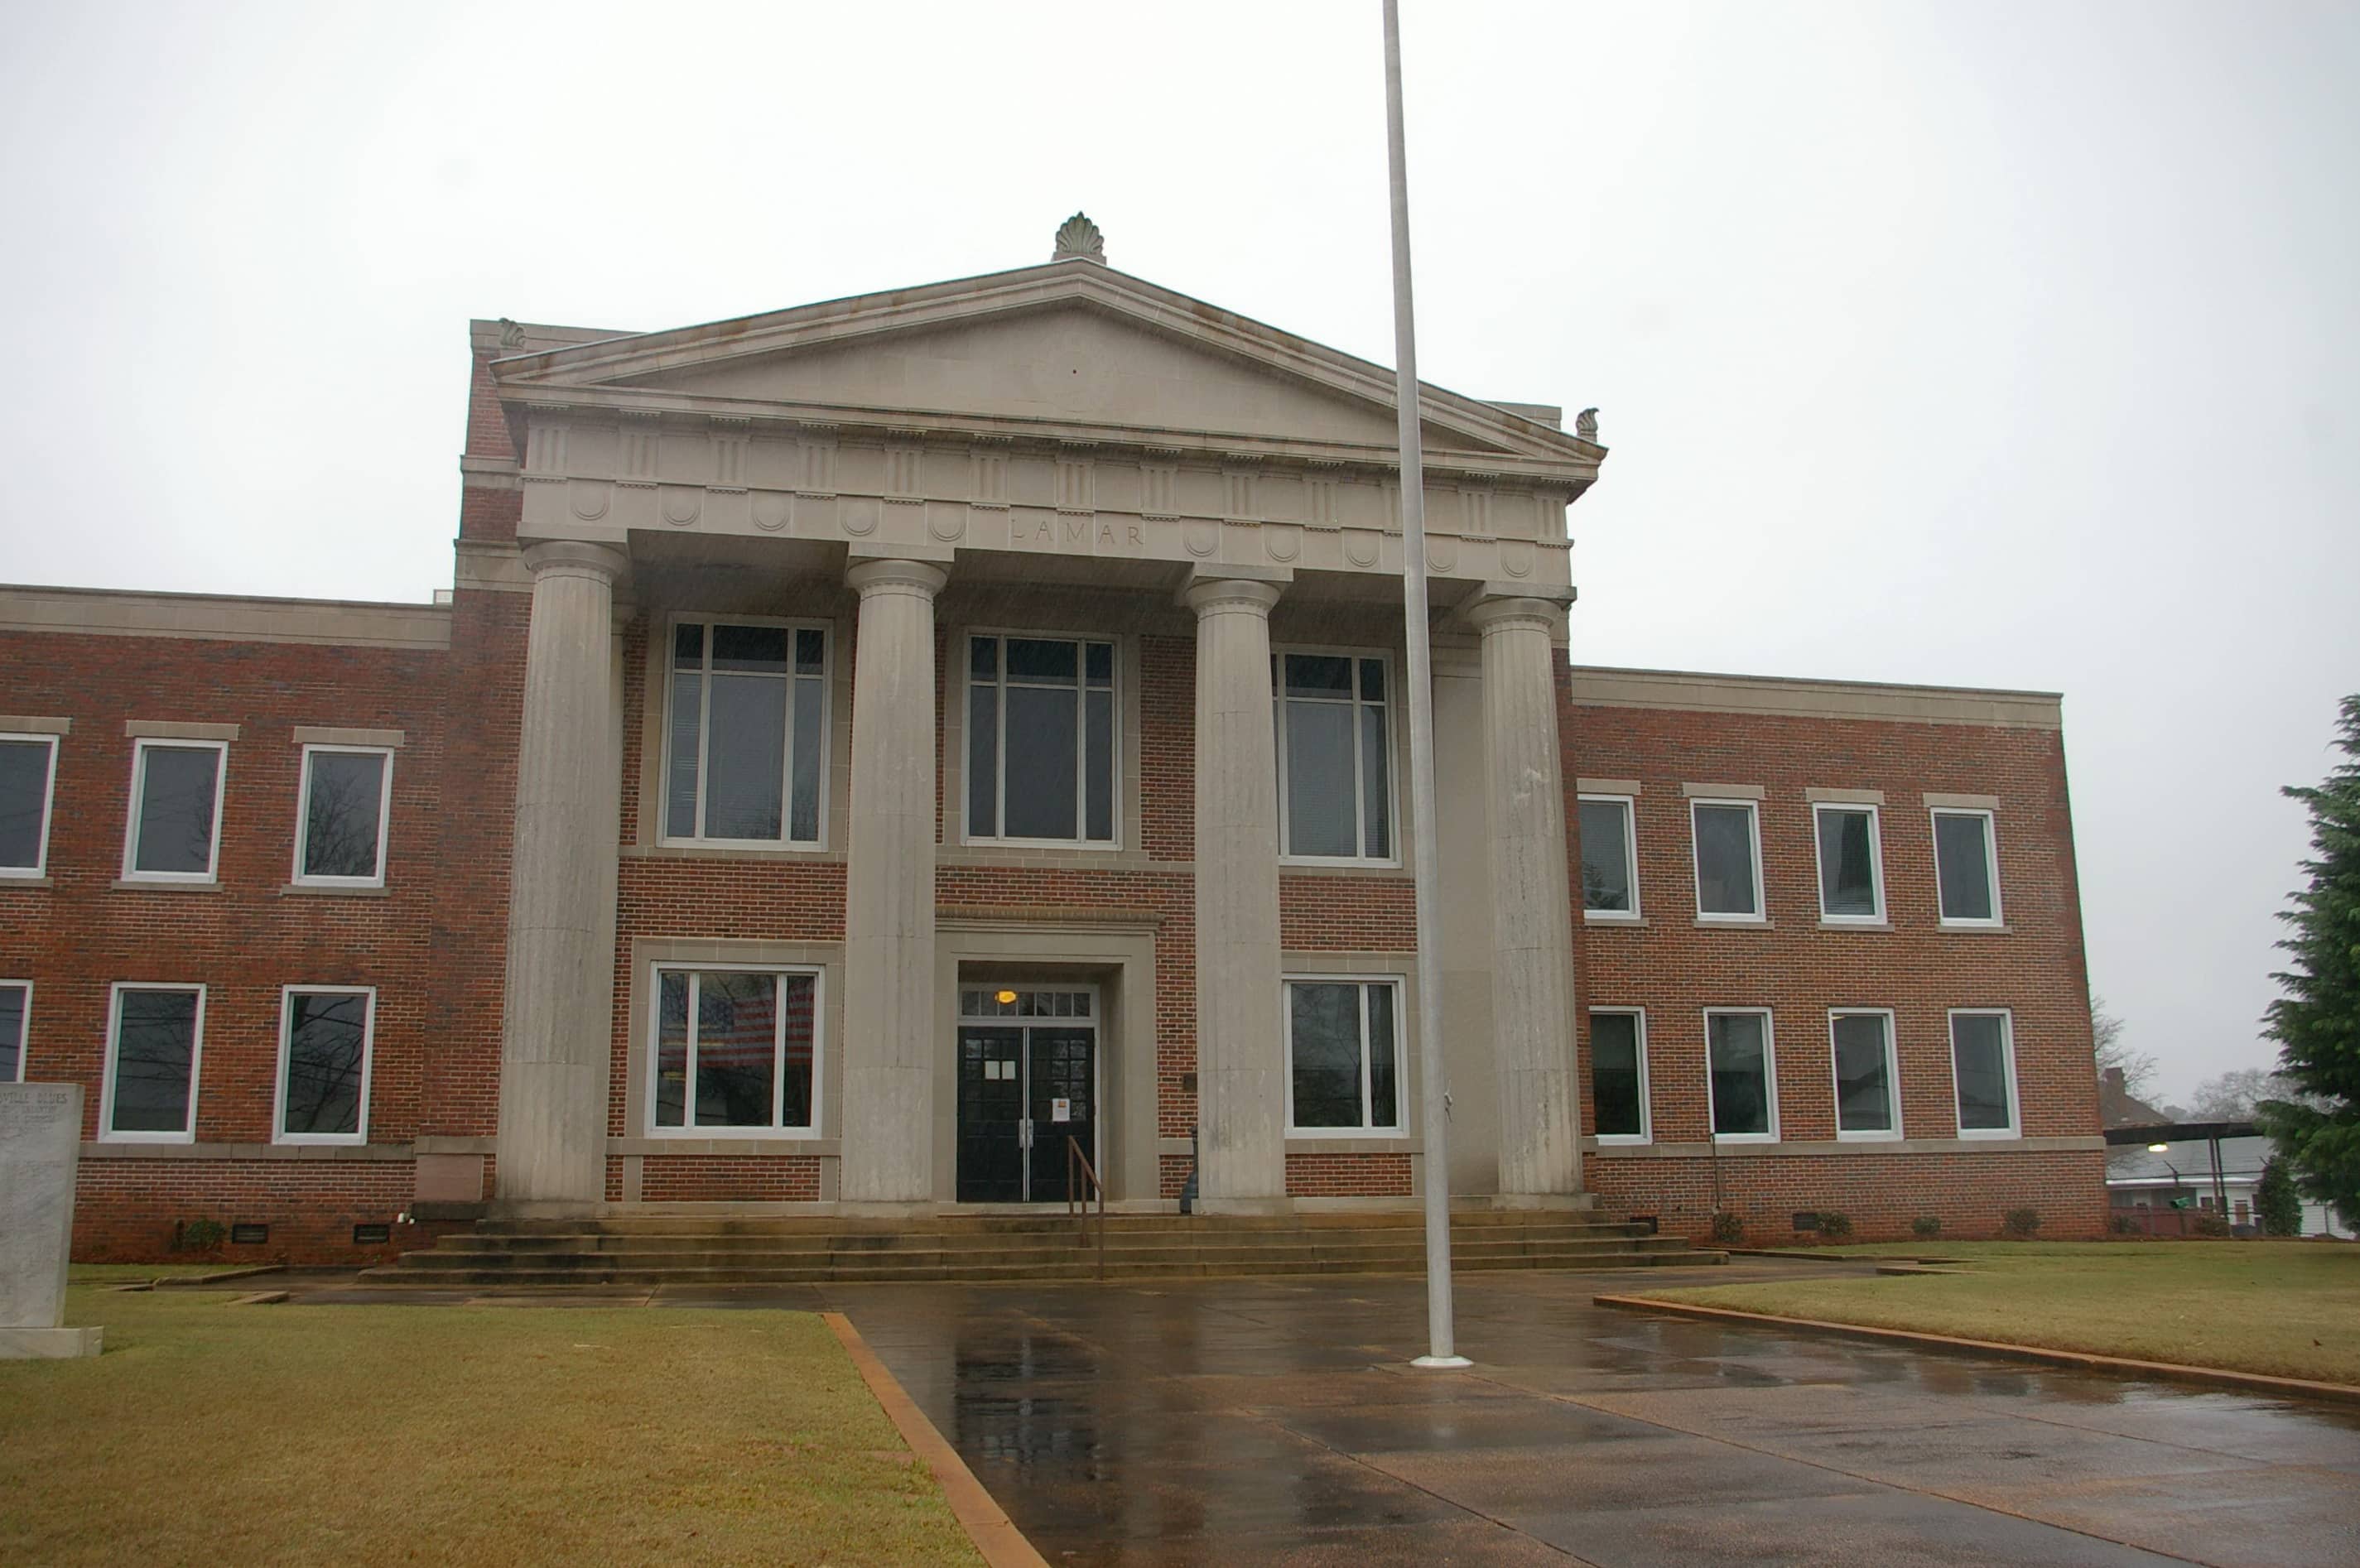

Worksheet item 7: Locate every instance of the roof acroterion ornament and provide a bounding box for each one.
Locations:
[1576,406,1599,442]
[1052,212,1105,263]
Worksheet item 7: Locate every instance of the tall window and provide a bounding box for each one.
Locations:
[1932,809,2002,926]
[1949,1009,2019,1136]
[1690,800,1764,921]
[652,967,820,1134]
[1589,1008,1649,1142]
[0,981,26,1082]
[1813,804,1884,921]
[104,984,205,1142]
[1578,796,1639,919]
[1706,1008,1777,1141]
[277,988,374,1143]
[1829,1010,1900,1139]
[123,740,227,882]
[1274,653,1392,862]
[967,635,1116,845]
[1284,978,1402,1133]
[665,620,829,846]
[295,747,392,886]
[0,734,58,878]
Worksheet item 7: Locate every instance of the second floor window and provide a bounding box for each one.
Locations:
[1933,809,2002,926]
[966,635,1116,846]
[124,740,226,882]
[1274,652,1393,862]
[1813,804,1884,921]
[1578,796,1638,917]
[1691,800,1764,921]
[0,734,57,877]
[296,747,392,885]
[665,621,829,847]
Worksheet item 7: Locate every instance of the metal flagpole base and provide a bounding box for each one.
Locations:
[1410,1354,1473,1369]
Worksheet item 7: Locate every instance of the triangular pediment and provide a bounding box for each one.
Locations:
[493,262,1597,471]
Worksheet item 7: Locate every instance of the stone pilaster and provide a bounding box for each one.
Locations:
[1468,595,1583,1196]
[1183,574,1288,1207]
[495,540,629,1210]
[839,556,949,1205]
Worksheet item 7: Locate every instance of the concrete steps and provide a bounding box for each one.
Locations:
[362,1209,1721,1288]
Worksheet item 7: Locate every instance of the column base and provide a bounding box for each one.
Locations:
[1481,1191,1597,1211]
[484,1199,608,1221]
[834,1200,942,1220]
[0,1325,103,1359]
[1195,1196,1297,1217]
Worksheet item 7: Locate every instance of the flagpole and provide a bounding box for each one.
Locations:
[1383,0,1467,1370]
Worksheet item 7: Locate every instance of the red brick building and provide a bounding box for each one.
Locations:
[0,232,2103,1263]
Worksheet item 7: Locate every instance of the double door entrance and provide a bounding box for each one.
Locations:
[955,986,1099,1204]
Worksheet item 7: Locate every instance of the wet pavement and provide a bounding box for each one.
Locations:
[287,1262,2360,1566]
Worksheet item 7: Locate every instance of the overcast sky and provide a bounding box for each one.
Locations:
[3,2,2353,1100]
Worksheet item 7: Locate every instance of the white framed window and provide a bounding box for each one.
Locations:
[1284,976,1404,1135]
[1828,1009,1901,1140]
[0,733,59,878]
[1932,808,2003,926]
[1578,795,1640,920]
[102,983,205,1142]
[0,980,27,1082]
[663,618,831,848]
[1588,1008,1650,1142]
[1949,1008,2020,1138]
[123,738,228,883]
[293,746,393,886]
[1690,800,1765,922]
[1813,804,1884,922]
[965,632,1118,847]
[274,987,375,1144]
[1273,651,1395,863]
[649,965,821,1136]
[1705,1008,1778,1142]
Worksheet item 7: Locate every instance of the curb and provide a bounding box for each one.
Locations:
[1593,1294,2360,1408]
[822,1311,1048,1568]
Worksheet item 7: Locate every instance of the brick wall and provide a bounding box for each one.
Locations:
[1562,684,2105,1239]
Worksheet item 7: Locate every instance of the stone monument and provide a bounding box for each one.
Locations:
[0,1083,102,1358]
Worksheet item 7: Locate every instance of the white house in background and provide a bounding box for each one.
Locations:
[2106,1134,2343,1238]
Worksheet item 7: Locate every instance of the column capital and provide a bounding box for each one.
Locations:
[1463,593,1569,637]
[1180,575,1284,619]
[520,540,631,584]
[845,556,949,600]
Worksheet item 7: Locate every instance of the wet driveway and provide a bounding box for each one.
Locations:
[813,1264,2360,1567]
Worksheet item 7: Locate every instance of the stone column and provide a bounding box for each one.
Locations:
[496,540,629,1210]
[838,557,948,1205]
[1468,595,1583,1196]
[1184,574,1288,1207]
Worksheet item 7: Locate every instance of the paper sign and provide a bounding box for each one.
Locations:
[1051,1098,1072,1123]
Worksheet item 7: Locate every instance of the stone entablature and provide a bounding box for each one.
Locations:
[488,260,1598,590]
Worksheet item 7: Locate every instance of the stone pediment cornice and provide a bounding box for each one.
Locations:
[489,259,1603,483]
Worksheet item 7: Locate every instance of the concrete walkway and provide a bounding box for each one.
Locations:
[814,1264,2358,1567]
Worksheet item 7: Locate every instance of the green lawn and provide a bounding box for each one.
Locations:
[0,1290,981,1566]
[1644,1241,2360,1385]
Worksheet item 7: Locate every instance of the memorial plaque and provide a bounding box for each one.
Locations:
[0,1082,102,1358]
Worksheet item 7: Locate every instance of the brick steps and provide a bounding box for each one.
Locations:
[360,1209,1720,1287]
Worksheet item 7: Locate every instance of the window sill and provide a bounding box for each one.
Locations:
[1939,921,2012,935]
[1594,1134,1653,1147]
[1835,1132,1904,1143]
[111,878,224,892]
[0,874,53,889]
[632,843,840,863]
[279,883,391,898]
[1694,917,1770,929]
[1818,919,1890,931]
[1284,1133,1416,1153]
[1278,860,1409,877]
[1583,911,1645,926]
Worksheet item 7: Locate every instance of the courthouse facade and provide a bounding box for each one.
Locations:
[0,226,2108,1261]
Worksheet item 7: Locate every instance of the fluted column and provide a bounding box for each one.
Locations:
[1184,574,1288,1206]
[1469,595,1583,1195]
[496,540,629,1209]
[839,556,948,1205]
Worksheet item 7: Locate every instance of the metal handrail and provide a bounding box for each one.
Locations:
[1065,1136,1106,1281]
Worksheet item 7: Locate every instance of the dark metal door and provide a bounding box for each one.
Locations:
[956,1027,1025,1203]
[1027,1027,1096,1203]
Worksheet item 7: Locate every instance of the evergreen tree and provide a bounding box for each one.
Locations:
[2257,695,2360,1230]
[2256,1156,2303,1238]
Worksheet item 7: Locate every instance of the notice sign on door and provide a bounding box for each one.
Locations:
[1051,1098,1072,1123]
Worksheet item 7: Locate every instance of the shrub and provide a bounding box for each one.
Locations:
[2109,1211,2141,1236]
[2189,1209,2234,1239]
[1709,1210,1745,1245]
[1813,1210,1853,1240]
[1999,1207,2041,1239]
[2256,1157,2305,1238]
[176,1219,228,1253]
[1910,1214,1943,1239]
